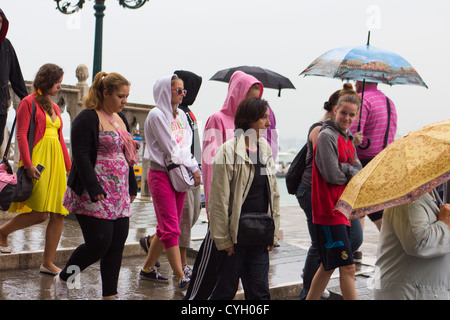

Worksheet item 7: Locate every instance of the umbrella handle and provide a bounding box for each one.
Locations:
[357,79,370,150]
[358,138,371,150]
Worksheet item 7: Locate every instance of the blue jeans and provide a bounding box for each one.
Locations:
[296,182,363,299]
[211,244,270,300]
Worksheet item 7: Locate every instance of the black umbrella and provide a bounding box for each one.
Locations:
[210,65,295,97]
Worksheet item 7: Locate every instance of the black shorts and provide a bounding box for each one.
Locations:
[314,224,354,271]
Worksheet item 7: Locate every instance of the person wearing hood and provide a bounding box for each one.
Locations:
[139,70,203,278]
[140,74,201,290]
[185,71,263,300]
[306,83,362,300]
[0,9,28,147]
[174,70,202,274]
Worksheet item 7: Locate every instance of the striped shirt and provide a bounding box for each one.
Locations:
[349,86,397,159]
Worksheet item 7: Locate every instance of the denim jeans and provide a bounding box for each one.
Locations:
[296,181,363,299]
[211,244,270,300]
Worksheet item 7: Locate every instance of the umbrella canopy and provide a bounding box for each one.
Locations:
[299,45,428,88]
[300,33,428,150]
[335,119,450,220]
[210,65,295,96]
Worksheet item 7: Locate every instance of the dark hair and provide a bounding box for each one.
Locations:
[234,97,269,131]
[324,89,341,112]
[33,63,64,116]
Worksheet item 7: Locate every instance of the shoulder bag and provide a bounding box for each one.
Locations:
[0,100,36,210]
[14,100,37,202]
[165,155,195,193]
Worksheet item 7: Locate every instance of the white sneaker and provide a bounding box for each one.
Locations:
[54,275,69,300]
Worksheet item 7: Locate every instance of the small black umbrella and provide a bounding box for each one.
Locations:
[210,65,295,96]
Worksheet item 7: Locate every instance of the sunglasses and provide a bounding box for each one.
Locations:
[172,88,187,96]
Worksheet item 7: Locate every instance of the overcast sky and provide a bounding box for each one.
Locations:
[2,0,449,151]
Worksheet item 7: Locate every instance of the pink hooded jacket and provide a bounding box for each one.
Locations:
[201,71,263,215]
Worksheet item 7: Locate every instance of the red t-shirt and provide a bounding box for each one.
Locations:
[312,131,357,226]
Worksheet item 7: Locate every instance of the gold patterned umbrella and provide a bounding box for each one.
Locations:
[335,119,450,220]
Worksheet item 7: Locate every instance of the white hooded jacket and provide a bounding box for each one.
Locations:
[144,74,199,173]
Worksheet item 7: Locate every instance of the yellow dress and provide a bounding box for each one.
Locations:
[9,114,69,216]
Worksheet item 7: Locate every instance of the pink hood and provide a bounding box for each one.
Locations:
[202,71,263,215]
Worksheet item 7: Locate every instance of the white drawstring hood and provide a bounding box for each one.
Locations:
[144,74,199,173]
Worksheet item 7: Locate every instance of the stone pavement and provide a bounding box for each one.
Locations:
[0,198,379,300]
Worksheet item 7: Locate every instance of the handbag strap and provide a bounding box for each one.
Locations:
[2,100,36,163]
[265,166,273,218]
[231,139,273,218]
[2,116,16,162]
[100,109,122,132]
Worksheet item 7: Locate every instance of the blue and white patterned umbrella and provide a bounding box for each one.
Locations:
[300,44,427,88]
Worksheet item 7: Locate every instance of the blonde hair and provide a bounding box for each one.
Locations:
[337,83,361,109]
[83,71,130,110]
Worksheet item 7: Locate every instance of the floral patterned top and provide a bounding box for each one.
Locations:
[63,131,131,220]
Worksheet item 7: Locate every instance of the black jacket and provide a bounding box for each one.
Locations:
[67,109,137,202]
[0,9,27,114]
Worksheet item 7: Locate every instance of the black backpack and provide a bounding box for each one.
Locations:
[285,122,322,195]
[285,143,307,195]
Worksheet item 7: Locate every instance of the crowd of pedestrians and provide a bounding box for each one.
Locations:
[0,6,449,301]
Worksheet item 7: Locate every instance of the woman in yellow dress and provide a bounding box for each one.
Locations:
[0,64,71,275]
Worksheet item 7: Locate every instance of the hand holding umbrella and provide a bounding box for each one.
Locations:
[335,119,450,220]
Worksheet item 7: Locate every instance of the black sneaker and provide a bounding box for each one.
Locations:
[139,236,150,254]
[177,276,190,290]
[139,268,169,283]
[139,236,160,267]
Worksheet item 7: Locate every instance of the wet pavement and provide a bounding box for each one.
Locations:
[0,197,379,300]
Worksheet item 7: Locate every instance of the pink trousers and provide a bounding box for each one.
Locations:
[148,169,186,249]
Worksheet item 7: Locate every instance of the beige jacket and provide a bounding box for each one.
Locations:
[209,133,280,250]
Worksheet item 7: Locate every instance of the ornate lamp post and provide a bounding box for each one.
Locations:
[54,0,148,81]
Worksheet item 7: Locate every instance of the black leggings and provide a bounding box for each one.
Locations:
[59,214,129,297]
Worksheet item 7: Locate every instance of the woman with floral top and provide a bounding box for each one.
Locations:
[54,71,137,300]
